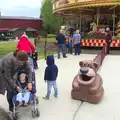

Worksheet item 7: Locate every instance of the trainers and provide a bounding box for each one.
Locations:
[63,56,67,58]
[43,96,49,100]
[54,95,58,98]
[18,102,23,106]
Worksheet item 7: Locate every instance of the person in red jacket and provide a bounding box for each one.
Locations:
[16,33,35,56]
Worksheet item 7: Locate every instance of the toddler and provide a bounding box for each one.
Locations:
[43,55,58,100]
[16,72,31,106]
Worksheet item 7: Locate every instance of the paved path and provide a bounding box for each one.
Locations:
[0,54,120,120]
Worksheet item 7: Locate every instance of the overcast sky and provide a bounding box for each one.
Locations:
[0,0,42,18]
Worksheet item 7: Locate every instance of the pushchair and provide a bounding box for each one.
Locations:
[12,69,40,119]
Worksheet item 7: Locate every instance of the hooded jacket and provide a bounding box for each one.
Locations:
[44,55,58,81]
[16,36,35,54]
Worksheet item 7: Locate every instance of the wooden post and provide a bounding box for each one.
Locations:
[44,34,47,60]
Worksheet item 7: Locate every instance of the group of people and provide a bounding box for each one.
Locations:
[0,26,112,116]
[56,26,112,58]
[56,29,82,59]
[0,32,38,112]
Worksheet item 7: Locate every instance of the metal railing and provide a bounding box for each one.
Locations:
[93,44,107,71]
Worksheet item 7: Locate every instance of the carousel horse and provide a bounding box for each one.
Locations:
[88,22,97,36]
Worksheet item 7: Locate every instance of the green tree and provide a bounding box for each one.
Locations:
[41,0,61,34]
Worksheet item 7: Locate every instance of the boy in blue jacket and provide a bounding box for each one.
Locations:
[43,55,58,100]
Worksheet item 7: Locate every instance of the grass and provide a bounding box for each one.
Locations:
[0,37,56,59]
[0,41,16,56]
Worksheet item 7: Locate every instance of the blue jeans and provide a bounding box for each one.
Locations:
[57,44,66,58]
[69,47,72,54]
[47,81,58,97]
[16,91,31,103]
[74,43,81,55]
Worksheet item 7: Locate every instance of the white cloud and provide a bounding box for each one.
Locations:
[0,0,42,17]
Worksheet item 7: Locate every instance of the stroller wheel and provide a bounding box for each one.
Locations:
[36,97,39,104]
[31,110,36,118]
[36,108,40,117]
[12,113,19,120]
[31,108,40,118]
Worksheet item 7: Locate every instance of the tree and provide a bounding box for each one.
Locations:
[41,0,61,34]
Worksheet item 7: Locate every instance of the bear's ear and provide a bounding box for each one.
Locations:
[93,62,99,71]
[79,61,84,67]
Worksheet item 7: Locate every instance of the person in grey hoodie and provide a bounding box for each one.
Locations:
[0,50,32,112]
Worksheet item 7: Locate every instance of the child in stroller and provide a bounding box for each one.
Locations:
[12,69,40,119]
[15,71,31,106]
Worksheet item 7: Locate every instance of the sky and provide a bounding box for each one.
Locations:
[0,0,42,18]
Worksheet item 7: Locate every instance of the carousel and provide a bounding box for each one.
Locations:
[53,0,120,47]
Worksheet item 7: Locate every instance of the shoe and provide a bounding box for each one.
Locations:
[24,103,28,107]
[43,96,49,100]
[19,102,23,106]
[54,95,58,98]
[63,56,67,58]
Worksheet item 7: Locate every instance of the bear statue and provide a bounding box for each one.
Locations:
[71,60,104,104]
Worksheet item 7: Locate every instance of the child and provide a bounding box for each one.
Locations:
[16,71,31,106]
[32,49,38,69]
[43,55,58,100]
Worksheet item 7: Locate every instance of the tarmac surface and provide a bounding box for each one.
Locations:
[0,53,120,120]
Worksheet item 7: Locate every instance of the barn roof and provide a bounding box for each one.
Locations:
[26,27,37,32]
[0,16,42,20]
[0,28,10,32]
[8,28,19,32]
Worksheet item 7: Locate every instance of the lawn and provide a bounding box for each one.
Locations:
[0,37,56,59]
[0,41,16,56]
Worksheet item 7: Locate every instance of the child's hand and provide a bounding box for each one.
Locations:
[28,83,32,91]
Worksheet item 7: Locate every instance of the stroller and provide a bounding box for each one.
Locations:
[12,68,40,119]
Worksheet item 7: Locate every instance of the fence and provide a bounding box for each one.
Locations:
[93,44,107,71]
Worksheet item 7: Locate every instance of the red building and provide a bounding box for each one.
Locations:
[0,16,43,37]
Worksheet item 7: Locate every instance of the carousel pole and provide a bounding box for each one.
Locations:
[113,8,115,38]
[109,6,116,38]
[80,12,82,32]
[96,7,100,26]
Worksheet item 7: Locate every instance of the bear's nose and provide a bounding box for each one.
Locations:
[80,67,89,74]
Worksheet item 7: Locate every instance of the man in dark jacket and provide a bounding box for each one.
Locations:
[0,50,32,112]
[43,55,58,100]
[56,30,67,59]
[105,27,112,54]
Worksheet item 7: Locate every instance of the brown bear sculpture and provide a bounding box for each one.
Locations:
[71,60,104,104]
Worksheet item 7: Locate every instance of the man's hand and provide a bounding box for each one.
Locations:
[28,83,32,91]
[16,86,22,92]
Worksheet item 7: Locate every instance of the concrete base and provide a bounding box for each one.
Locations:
[0,54,120,120]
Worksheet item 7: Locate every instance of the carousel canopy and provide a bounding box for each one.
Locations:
[53,0,120,15]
